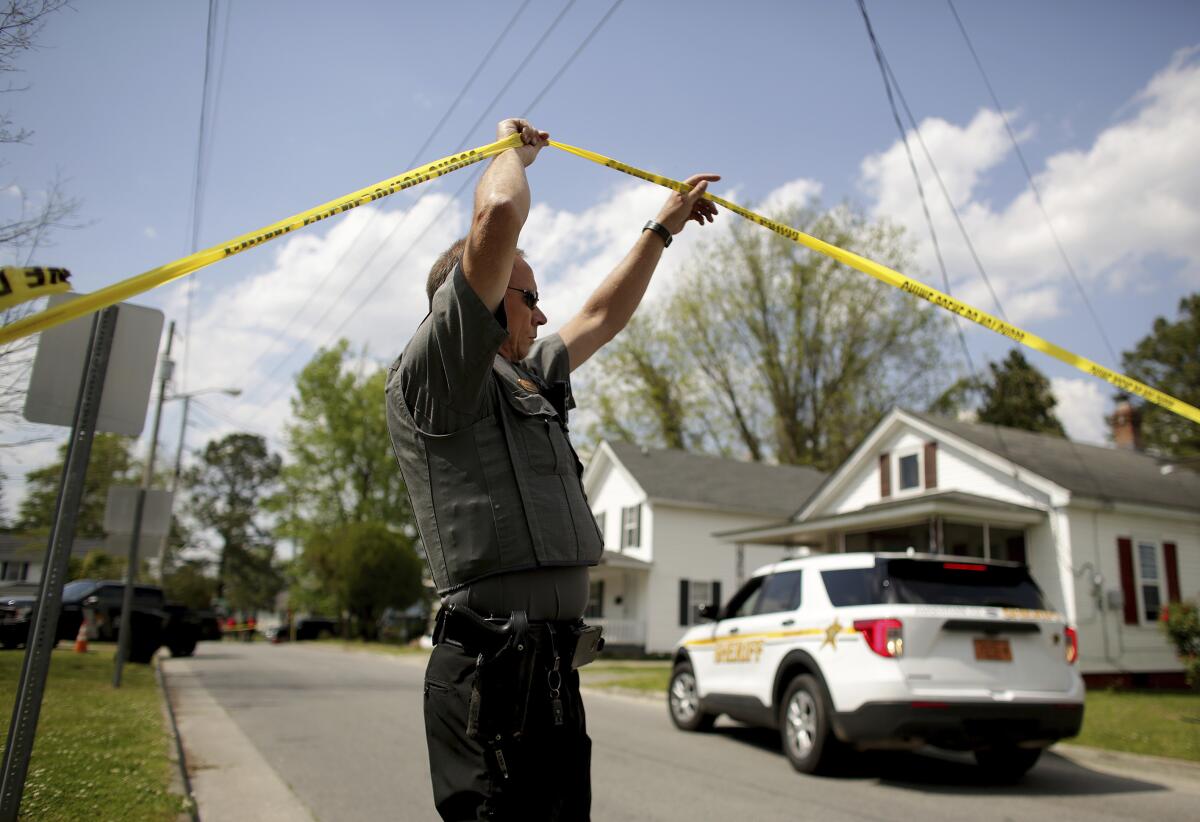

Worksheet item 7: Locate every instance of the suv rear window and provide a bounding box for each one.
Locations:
[822,559,1046,610]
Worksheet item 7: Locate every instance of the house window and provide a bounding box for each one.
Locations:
[621,505,641,549]
[593,511,606,546]
[897,453,921,491]
[1136,541,1163,624]
[845,522,931,553]
[988,526,1027,563]
[687,580,713,626]
[584,579,605,620]
[943,522,985,558]
[0,562,28,582]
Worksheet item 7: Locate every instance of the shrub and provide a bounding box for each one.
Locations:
[1160,601,1200,687]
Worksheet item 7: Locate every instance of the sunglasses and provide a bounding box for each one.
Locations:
[507,286,540,309]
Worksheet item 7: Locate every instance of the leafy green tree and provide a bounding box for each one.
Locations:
[304,521,424,640]
[16,433,137,536]
[976,350,1066,437]
[162,559,218,610]
[1120,294,1200,457]
[580,202,955,470]
[66,549,150,582]
[276,343,421,630]
[186,433,282,613]
[277,341,413,536]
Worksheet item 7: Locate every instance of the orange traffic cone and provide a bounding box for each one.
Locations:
[73,618,88,654]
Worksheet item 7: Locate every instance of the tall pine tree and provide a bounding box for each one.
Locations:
[1120,293,1199,457]
[976,350,1066,437]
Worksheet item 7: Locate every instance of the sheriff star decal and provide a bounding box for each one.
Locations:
[821,618,844,651]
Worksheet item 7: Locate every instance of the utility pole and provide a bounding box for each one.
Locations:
[157,394,192,583]
[113,321,174,687]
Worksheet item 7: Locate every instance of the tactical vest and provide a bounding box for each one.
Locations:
[387,354,604,594]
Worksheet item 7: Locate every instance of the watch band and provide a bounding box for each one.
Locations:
[642,220,672,248]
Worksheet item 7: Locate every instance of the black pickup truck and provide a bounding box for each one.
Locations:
[0,579,207,663]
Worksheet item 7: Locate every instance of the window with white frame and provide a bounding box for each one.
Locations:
[584,579,604,620]
[0,562,28,582]
[620,504,641,549]
[896,451,922,492]
[686,580,714,626]
[1136,540,1163,624]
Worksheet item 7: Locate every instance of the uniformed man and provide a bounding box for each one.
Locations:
[386,118,718,821]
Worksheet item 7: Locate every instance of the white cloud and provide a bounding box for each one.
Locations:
[162,192,469,449]
[1051,376,1109,445]
[859,48,1200,325]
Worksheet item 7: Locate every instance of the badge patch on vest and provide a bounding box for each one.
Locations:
[516,378,538,393]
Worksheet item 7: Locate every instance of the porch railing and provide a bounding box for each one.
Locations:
[590,618,645,646]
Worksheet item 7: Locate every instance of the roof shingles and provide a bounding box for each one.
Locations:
[603,440,826,518]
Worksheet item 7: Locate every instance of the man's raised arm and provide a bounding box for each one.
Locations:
[559,172,720,372]
[462,118,548,312]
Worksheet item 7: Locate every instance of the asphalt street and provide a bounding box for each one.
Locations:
[166,642,1200,822]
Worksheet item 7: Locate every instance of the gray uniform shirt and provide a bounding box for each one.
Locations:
[386,263,599,618]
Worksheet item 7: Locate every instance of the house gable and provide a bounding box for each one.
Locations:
[584,442,653,562]
[804,409,1066,521]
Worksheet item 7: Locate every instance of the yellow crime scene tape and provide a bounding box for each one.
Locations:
[0,267,71,312]
[2,133,1196,427]
[549,139,1200,427]
[0,133,523,345]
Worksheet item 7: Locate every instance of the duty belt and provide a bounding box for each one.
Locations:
[432,602,599,666]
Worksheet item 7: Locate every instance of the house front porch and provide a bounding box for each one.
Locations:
[587,550,652,650]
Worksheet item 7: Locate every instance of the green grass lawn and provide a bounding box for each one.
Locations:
[1073,689,1200,762]
[0,646,185,821]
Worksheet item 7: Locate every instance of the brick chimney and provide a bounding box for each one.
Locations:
[1111,396,1143,451]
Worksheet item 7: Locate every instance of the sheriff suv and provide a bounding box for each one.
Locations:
[668,552,1084,780]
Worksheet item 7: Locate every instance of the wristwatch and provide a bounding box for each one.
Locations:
[642,220,672,248]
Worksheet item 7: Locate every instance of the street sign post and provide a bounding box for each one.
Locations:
[1,296,163,821]
[0,307,119,822]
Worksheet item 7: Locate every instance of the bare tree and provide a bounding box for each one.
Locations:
[579,201,958,471]
[0,1,79,434]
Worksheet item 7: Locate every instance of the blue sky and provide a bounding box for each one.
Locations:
[3,0,1200,515]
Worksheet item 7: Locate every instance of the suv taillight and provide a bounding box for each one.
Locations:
[1064,625,1078,665]
[854,618,904,658]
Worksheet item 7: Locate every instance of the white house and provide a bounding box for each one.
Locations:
[582,440,825,653]
[0,535,106,596]
[722,406,1200,687]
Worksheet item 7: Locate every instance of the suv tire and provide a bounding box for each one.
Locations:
[668,661,716,732]
[780,674,841,774]
[973,745,1042,782]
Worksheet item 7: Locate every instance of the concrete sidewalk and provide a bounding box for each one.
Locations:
[161,656,316,822]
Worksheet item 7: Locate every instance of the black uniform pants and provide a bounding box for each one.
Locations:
[424,634,592,821]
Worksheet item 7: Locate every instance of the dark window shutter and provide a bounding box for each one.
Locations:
[924,442,938,489]
[1164,542,1181,603]
[712,580,722,612]
[1117,537,1138,625]
[679,579,690,626]
[879,453,891,497]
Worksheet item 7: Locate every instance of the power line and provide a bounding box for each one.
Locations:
[181,0,226,394]
[314,0,625,352]
[239,0,617,403]
[946,0,1119,366]
[236,0,535,386]
[853,0,978,380]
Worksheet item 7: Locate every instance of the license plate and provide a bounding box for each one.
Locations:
[974,638,1012,661]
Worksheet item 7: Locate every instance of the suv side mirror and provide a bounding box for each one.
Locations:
[697,603,719,622]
